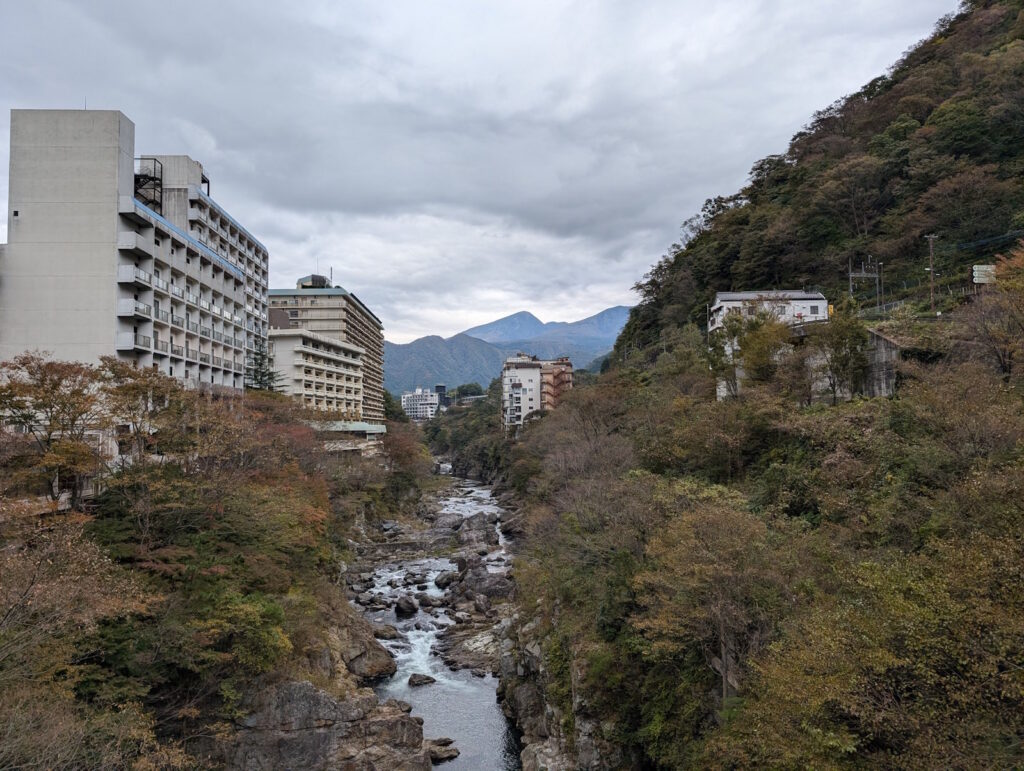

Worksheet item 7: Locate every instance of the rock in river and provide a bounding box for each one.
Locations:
[395,595,419,617]
[407,673,437,687]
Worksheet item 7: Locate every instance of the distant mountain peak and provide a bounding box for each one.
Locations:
[460,311,548,344]
[384,305,633,394]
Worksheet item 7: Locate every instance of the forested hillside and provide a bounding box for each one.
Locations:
[618,0,1024,356]
[428,245,1024,771]
[425,3,1024,767]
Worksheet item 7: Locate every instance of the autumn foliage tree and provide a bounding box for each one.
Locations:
[0,352,105,507]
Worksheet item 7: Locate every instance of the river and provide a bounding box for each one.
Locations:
[358,481,523,769]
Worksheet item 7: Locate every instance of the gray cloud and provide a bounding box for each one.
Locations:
[0,0,958,341]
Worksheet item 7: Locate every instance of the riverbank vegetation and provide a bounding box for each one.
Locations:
[0,361,431,768]
[425,247,1024,769]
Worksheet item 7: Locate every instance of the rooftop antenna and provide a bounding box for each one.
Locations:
[330,266,333,285]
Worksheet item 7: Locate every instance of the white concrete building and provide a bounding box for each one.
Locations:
[268,328,363,416]
[501,354,574,429]
[708,291,827,333]
[0,109,269,390]
[501,354,543,428]
[269,275,384,423]
[401,388,440,421]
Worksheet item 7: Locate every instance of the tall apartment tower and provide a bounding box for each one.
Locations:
[269,274,385,423]
[0,109,269,389]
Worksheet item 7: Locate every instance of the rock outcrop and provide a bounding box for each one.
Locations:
[498,616,628,771]
[230,681,431,770]
[309,585,397,683]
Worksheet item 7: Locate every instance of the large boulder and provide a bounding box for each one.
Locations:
[433,571,458,590]
[462,565,513,599]
[395,595,419,617]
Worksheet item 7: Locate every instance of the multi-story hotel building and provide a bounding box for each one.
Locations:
[0,110,269,389]
[269,274,384,423]
[501,353,573,429]
[268,327,364,416]
[400,388,441,421]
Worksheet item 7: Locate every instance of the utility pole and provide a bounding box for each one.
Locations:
[878,262,884,309]
[925,235,937,313]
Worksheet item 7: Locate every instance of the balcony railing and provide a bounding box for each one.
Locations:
[187,321,199,334]
[171,314,184,327]
[154,339,169,353]
[199,299,211,311]
[170,284,184,299]
[134,333,151,348]
[212,355,223,367]
[198,352,211,364]
[154,309,170,324]
[152,276,169,293]
[171,344,184,357]
[186,292,200,306]
[117,264,151,286]
[200,326,212,338]
[185,348,198,361]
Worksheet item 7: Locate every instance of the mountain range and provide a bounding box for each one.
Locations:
[384,306,630,394]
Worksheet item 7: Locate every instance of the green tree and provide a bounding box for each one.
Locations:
[455,382,484,398]
[383,389,408,422]
[809,300,869,404]
[245,336,281,391]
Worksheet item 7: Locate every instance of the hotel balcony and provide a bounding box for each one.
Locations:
[117,231,153,258]
[117,299,151,319]
[116,332,151,351]
[117,264,151,287]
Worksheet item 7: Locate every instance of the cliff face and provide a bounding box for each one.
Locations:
[498,615,629,771]
[225,587,430,770]
[230,682,429,771]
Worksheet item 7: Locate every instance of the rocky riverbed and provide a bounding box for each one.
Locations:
[345,479,523,769]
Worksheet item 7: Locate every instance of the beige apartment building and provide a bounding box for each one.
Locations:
[269,274,384,422]
[501,353,573,429]
[268,328,364,416]
[0,109,269,389]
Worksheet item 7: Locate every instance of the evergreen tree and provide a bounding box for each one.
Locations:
[245,336,281,391]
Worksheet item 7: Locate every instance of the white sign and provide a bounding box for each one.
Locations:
[973,264,996,284]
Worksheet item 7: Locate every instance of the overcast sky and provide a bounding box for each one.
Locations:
[0,1,958,342]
